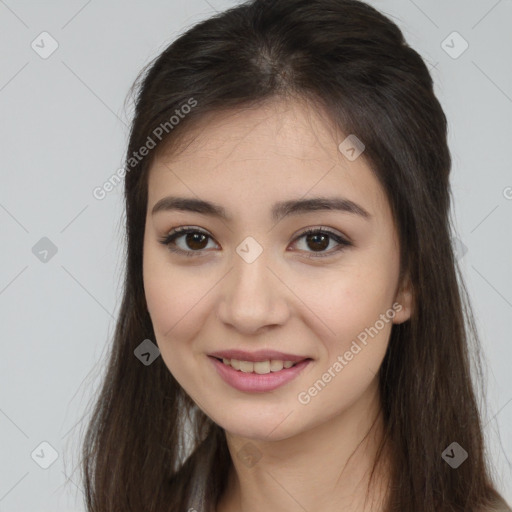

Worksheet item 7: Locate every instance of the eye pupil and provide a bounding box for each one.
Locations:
[186,233,208,250]
[306,233,329,251]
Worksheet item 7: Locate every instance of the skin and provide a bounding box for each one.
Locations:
[142,96,414,512]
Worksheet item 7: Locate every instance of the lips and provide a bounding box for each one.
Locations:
[209,356,312,392]
[208,349,309,363]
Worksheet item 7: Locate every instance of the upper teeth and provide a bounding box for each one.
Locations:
[222,358,297,374]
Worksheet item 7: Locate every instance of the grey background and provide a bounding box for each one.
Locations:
[0,0,511,510]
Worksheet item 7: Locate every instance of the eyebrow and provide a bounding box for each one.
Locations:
[151,196,372,222]
[151,195,371,222]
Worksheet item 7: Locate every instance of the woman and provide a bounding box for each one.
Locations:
[80,0,511,510]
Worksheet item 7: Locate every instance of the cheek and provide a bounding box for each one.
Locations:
[143,244,208,337]
[298,280,393,417]
[142,246,222,394]
[145,276,198,337]
[143,261,200,383]
[294,260,397,342]
[291,262,397,410]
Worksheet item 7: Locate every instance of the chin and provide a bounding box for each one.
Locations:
[218,411,302,442]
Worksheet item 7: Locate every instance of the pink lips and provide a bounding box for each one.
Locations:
[208,355,312,393]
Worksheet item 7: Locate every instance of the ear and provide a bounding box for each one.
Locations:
[392,275,414,324]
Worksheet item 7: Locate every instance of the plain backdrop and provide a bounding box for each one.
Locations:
[0,0,511,510]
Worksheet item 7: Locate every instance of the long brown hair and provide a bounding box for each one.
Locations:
[79,0,510,510]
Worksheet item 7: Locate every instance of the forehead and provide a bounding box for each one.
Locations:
[147,97,391,223]
[156,97,341,166]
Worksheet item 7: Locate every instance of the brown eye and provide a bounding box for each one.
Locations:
[158,226,352,259]
[182,232,209,250]
[304,232,330,252]
[291,228,352,258]
[159,227,217,257]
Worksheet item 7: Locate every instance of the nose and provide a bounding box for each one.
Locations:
[216,251,290,335]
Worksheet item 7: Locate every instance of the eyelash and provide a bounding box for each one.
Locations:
[158,226,352,259]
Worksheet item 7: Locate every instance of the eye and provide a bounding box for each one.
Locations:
[291,227,352,258]
[158,226,352,258]
[158,226,217,257]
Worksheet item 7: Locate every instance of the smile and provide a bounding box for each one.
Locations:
[219,357,300,373]
[208,356,312,392]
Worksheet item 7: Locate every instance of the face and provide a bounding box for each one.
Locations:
[142,98,413,441]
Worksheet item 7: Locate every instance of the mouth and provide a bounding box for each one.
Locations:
[210,356,311,374]
[208,355,313,393]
